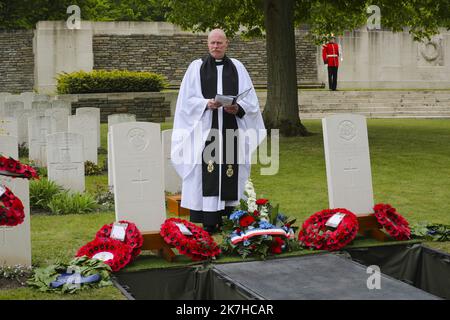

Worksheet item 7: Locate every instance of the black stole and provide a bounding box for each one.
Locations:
[200,54,239,201]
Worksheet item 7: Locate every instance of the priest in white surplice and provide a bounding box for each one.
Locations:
[171,29,266,234]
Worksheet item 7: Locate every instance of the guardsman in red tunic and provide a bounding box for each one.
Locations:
[322,36,340,91]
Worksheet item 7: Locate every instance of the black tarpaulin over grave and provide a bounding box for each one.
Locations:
[345,243,450,299]
[113,244,449,300]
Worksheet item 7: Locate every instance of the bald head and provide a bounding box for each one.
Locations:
[208,29,227,41]
[208,29,228,59]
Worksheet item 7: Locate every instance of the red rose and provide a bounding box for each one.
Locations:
[270,237,284,254]
[239,215,255,228]
[256,198,269,205]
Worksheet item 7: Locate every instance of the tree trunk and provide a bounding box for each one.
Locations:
[263,0,309,136]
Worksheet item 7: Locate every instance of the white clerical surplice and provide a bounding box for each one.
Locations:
[171,58,266,212]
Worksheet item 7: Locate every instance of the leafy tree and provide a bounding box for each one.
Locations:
[0,0,168,29]
[163,0,450,136]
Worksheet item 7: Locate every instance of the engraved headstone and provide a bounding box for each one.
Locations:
[0,117,18,138]
[0,93,11,116]
[28,116,56,167]
[68,115,98,164]
[110,122,165,231]
[0,176,31,267]
[0,135,18,159]
[4,101,24,118]
[32,101,52,116]
[322,114,374,215]
[108,114,136,131]
[14,109,38,146]
[19,92,35,110]
[46,102,71,133]
[47,132,85,192]
[76,107,100,147]
[107,114,136,188]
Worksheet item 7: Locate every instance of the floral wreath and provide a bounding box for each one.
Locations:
[76,238,133,272]
[0,156,39,180]
[0,186,25,227]
[299,208,359,251]
[160,218,221,261]
[373,203,410,240]
[95,220,143,259]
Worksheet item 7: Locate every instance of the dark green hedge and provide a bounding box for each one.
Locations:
[56,70,167,94]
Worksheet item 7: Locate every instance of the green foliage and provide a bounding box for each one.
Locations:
[47,192,98,215]
[0,0,170,29]
[84,161,103,176]
[30,179,63,211]
[18,143,29,158]
[56,70,167,94]
[411,223,450,242]
[0,265,33,287]
[92,184,115,211]
[27,256,112,294]
[164,0,450,43]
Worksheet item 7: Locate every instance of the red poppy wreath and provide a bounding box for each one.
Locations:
[0,185,25,227]
[0,156,39,180]
[76,238,133,272]
[160,218,221,261]
[299,208,359,251]
[95,220,144,259]
[373,203,410,240]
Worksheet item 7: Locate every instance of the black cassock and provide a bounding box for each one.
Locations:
[190,54,246,227]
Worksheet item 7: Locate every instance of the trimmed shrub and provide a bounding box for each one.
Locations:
[56,70,167,94]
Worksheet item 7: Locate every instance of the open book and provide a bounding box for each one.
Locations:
[215,87,252,106]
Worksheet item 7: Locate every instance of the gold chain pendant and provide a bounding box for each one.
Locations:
[207,160,214,173]
[226,165,234,178]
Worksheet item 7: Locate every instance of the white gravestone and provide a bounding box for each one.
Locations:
[5,95,21,103]
[108,114,136,131]
[76,107,100,147]
[47,132,85,192]
[107,114,136,188]
[45,104,71,133]
[108,131,113,188]
[19,92,35,110]
[4,101,24,118]
[0,93,12,116]
[28,116,56,167]
[32,101,52,116]
[52,100,71,109]
[14,109,38,146]
[0,136,19,159]
[322,114,374,215]
[162,129,182,193]
[0,176,32,267]
[111,122,165,231]
[0,117,18,138]
[34,94,50,102]
[68,115,98,164]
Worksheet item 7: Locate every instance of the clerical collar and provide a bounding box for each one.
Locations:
[215,59,224,66]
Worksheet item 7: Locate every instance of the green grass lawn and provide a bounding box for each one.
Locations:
[2,118,449,299]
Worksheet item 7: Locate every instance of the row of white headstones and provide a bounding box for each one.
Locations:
[0,120,181,266]
[0,92,183,194]
[2,97,374,269]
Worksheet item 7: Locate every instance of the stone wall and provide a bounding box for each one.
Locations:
[0,30,34,92]
[93,31,318,87]
[62,92,171,123]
